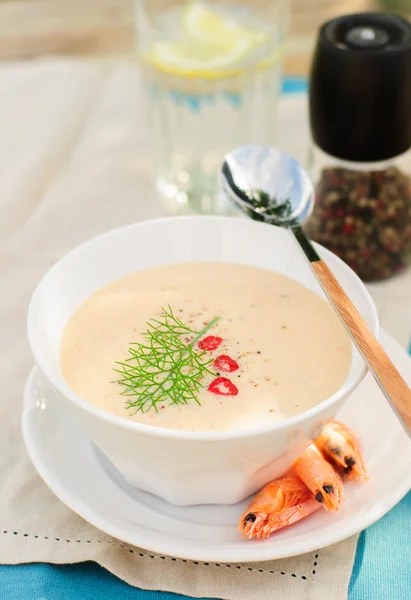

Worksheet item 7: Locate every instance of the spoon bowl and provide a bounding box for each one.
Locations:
[221,144,314,226]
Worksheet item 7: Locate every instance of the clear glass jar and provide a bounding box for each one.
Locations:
[304,145,411,282]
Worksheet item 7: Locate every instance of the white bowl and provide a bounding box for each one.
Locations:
[27,216,378,506]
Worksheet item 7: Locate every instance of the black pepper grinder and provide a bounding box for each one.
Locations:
[305,13,411,281]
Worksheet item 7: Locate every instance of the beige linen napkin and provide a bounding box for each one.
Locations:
[1,59,359,600]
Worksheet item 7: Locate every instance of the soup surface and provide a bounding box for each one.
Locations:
[60,262,351,431]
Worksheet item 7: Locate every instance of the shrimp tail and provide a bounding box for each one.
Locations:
[315,420,368,482]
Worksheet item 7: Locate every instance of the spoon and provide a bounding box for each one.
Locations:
[221,144,411,437]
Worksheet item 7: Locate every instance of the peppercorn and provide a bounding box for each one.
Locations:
[305,166,411,281]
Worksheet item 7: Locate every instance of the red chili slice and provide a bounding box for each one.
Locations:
[208,377,238,396]
[198,335,223,351]
[213,355,239,373]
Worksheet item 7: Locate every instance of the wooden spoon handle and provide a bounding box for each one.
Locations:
[312,259,411,435]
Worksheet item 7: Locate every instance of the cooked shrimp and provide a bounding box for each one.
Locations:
[239,475,320,539]
[239,420,367,540]
[315,420,368,482]
[293,444,345,511]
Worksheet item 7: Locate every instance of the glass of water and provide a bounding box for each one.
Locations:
[136,0,289,213]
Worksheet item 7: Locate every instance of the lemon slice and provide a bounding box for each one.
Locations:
[182,1,266,47]
[145,2,271,78]
[148,38,254,78]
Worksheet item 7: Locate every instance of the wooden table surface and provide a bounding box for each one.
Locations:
[0,0,394,75]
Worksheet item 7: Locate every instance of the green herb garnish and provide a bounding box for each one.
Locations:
[113,306,219,414]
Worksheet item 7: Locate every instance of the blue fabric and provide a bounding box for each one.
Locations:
[349,491,411,599]
[281,77,308,95]
[0,562,201,600]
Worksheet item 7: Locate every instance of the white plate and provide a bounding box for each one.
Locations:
[22,329,411,563]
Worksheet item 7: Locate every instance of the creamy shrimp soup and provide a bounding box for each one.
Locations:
[60,263,351,431]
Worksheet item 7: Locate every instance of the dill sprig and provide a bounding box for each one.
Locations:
[113,306,220,414]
